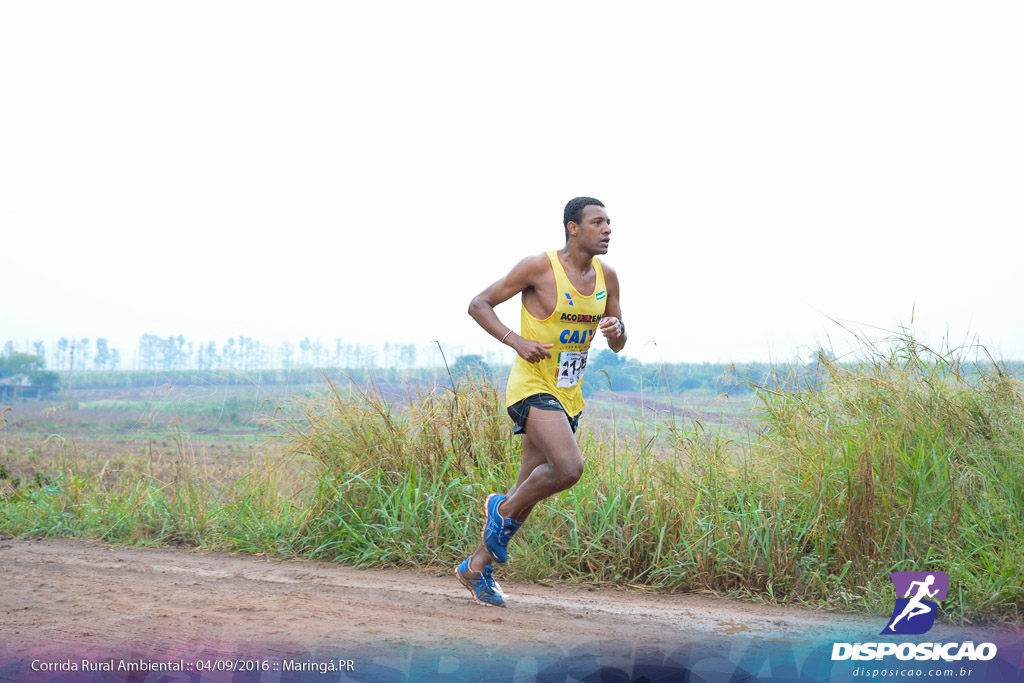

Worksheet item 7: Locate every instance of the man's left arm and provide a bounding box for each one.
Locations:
[598,265,626,353]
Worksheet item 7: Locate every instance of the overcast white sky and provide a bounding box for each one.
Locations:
[2,2,1022,367]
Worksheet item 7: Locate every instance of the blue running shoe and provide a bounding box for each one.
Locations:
[456,557,506,607]
[482,493,523,564]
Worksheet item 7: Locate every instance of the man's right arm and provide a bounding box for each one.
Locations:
[468,254,554,363]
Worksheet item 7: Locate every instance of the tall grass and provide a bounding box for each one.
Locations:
[270,341,1023,625]
[0,429,302,552]
[751,335,1024,621]
[2,335,1022,626]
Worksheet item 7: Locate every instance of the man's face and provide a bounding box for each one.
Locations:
[572,205,612,254]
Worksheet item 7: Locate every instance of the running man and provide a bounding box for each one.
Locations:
[888,574,940,631]
[456,196,627,607]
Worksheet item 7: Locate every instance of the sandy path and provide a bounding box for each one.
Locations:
[1,537,1017,680]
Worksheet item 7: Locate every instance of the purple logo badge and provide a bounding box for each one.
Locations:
[882,571,949,635]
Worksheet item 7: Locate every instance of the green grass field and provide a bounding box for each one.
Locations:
[2,335,1022,627]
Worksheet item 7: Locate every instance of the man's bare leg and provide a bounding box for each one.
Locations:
[500,407,583,520]
[465,407,582,573]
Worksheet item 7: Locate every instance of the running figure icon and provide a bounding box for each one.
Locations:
[887,574,940,631]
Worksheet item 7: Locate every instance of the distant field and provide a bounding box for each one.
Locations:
[0,375,756,514]
[1,373,756,478]
[585,388,759,442]
[0,378,294,488]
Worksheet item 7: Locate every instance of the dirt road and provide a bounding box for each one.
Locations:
[1,537,1019,681]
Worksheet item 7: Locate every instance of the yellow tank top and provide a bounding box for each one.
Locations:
[506,251,608,416]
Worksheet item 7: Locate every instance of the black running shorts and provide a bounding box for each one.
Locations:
[506,393,581,435]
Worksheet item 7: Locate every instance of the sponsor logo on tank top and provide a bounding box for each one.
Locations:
[563,293,574,306]
[559,328,597,345]
[559,313,603,323]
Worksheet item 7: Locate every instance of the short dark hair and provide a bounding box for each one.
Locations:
[563,197,605,242]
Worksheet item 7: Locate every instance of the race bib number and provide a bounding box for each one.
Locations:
[556,350,588,388]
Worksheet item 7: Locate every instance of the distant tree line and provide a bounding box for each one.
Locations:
[1,336,509,373]
[581,349,1024,397]
[582,350,777,396]
[451,350,781,395]
[3,339,1020,398]
[0,351,60,398]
